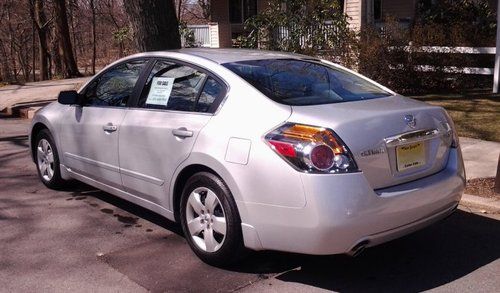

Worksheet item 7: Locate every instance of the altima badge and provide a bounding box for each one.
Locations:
[360,147,386,157]
[404,114,416,128]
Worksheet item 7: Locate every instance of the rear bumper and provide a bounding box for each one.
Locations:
[242,147,465,254]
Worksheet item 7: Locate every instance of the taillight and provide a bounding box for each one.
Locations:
[265,123,358,173]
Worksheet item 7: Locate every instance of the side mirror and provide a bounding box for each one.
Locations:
[58,90,82,105]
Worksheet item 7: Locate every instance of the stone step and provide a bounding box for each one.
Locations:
[19,106,43,119]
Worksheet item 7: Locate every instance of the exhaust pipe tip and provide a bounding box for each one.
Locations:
[348,240,370,257]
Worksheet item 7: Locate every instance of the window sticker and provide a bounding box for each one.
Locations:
[146,77,175,106]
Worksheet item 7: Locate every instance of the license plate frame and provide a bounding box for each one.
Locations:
[396,142,426,171]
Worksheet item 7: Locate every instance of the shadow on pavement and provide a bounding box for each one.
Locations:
[67,181,500,292]
[275,210,500,292]
[0,135,29,148]
[67,181,184,236]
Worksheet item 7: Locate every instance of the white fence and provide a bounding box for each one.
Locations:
[391,46,496,75]
[183,23,219,48]
[274,23,342,48]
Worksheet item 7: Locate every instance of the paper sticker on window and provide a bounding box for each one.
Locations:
[146,77,175,106]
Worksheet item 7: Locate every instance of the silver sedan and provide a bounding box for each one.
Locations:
[29,49,465,266]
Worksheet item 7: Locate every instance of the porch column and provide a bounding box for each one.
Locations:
[494,0,500,93]
[210,0,232,48]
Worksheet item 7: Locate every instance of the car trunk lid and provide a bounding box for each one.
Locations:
[288,95,454,189]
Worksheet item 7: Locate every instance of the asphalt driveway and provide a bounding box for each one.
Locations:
[1,117,499,292]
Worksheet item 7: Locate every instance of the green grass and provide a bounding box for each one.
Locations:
[412,90,500,142]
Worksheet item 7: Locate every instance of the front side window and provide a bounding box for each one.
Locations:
[83,60,147,107]
[223,59,391,106]
[139,60,213,112]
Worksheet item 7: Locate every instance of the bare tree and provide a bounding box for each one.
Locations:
[0,0,40,83]
[5,3,18,82]
[53,0,81,77]
[124,0,181,51]
[2,0,134,83]
[0,39,13,82]
[182,0,211,22]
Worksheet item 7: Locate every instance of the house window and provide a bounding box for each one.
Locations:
[374,0,382,21]
[230,0,257,24]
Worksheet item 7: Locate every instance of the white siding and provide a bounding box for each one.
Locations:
[345,0,362,30]
[209,23,220,48]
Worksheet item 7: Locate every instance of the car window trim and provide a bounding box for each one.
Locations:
[127,59,156,108]
[128,57,228,115]
[79,57,154,108]
[192,74,209,112]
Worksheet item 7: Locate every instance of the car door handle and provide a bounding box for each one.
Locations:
[172,128,193,138]
[103,124,118,133]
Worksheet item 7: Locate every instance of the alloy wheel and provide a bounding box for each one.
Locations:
[37,138,55,182]
[185,187,227,252]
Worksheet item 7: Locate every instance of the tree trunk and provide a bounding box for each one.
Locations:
[32,21,36,81]
[53,0,81,77]
[90,0,96,74]
[17,46,30,81]
[30,0,50,80]
[68,0,77,65]
[6,4,18,82]
[0,40,13,82]
[177,0,182,21]
[124,0,181,52]
[50,27,62,78]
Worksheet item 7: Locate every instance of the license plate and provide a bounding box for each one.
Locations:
[396,142,426,171]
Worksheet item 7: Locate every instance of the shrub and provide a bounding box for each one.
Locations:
[240,0,358,67]
[179,22,196,48]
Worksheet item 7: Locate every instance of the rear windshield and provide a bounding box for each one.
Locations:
[223,59,392,106]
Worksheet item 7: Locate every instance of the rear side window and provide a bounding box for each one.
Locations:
[83,60,147,107]
[223,59,391,106]
[196,77,224,113]
[138,60,224,112]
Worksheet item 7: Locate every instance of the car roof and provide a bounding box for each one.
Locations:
[129,48,316,65]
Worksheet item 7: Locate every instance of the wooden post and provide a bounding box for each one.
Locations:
[493,0,500,93]
[495,154,500,193]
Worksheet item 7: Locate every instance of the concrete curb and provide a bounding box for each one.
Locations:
[460,193,500,211]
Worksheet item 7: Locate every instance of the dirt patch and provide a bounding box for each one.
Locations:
[465,177,500,198]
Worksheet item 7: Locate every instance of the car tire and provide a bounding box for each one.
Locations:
[34,129,66,189]
[180,172,246,266]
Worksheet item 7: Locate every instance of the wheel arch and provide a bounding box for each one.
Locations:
[29,115,71,181]
[30,122,49,162]
[170,154,247,225]
[172,164,217,223]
